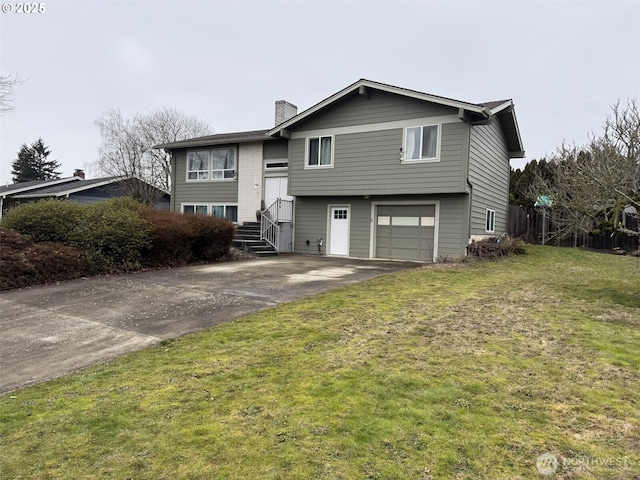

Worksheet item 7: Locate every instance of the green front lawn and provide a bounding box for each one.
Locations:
[1,246,639,479]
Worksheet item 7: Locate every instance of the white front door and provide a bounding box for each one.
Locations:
[264,176,292,209]
[329,206,350,256]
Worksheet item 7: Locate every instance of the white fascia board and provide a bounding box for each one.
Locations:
[0,177,81,198]
[509,110,525,157]
[267,79,486,137]
[493,103,525,157]
[488,100,514,115]
[362,80,486,114]
[54,178,122,196]
[14,178,121,198]
[158,135,270,150]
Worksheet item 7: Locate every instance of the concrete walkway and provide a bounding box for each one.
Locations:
[0,255,420,394]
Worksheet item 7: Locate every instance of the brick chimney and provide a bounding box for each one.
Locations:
[274,100,297,127]
[74,169,85,179]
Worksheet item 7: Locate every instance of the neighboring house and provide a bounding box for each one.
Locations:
[0,170,170,217]
[160,79,524,261]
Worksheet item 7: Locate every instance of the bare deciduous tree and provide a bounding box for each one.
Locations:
[95,107,211,203]
[531,99,640,239]
[0,73,25,116]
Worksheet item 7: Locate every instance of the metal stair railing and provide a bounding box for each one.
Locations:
[260,198,293,251]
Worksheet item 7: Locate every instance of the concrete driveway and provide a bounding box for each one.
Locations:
[0,255,419,394]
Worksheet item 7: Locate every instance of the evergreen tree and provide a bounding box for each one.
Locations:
[11,138,61,182]
[509,159,555,206]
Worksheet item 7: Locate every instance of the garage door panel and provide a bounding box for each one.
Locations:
[375,204,436,262]
[391,237,419,249]
[376,237,391,248]
[390,247,420,260]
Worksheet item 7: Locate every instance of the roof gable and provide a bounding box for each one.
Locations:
[266,79,524,158]
[267,79,494,136]
[11,177,169,198]
[0,177,82,197]
[154,78,524,158]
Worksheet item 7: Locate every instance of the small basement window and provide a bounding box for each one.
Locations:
[485,209,496,233]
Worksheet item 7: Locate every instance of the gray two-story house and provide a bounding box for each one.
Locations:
[160,79,524,262]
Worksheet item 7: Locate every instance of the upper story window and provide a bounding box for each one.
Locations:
[187,150,210,180]
[187,147,237,181]
[404,125,440,162]
[306,136,333,168]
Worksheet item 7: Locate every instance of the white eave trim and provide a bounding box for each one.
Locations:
[0,177,82,198]
[13,178,124,198]
[488,100,514,115]
[267,79,489,136]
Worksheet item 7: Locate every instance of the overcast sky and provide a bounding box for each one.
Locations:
[1,0,639,184]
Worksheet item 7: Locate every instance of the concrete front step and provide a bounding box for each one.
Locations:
[233,222,278,256]
[233,238,277,256]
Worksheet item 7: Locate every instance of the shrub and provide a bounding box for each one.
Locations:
[0,227,93,290]
[1,197,236,289]
[138,209,197,267]
[71,199,151,272]
[138,210,235,266]
[1,199,83,243]
[467,235,527,259]
[187,214,235,262]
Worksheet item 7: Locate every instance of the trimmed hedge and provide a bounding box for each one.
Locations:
[139,209,236,267]
[188,214,235,262]
[1,199,83,244]
[139,209,197,267]
[71,200,151,272]
[0,197,237,289]
[0,227,93,290]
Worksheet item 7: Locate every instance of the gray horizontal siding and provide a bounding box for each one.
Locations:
[263,140,288,160]
[295,90,457,130]
[436,195,467,259]
[294,194,468,260]
[289,122,467,196]
[469,118,509,235]
[171,150,238,211]
[293,197,329,255]
[294,197,372,258]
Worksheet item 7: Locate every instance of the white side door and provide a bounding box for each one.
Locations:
[329,206,350,256]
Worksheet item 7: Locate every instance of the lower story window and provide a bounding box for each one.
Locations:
[485,209,496,233]
[183,204,208,215]
[212,205,238,223]
[182,204,238,223]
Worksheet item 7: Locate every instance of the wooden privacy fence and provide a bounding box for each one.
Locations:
[507,205,639,251]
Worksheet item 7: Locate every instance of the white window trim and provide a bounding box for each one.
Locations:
[304,135,334,169]
[211,204,239,223]
[485,208,496,233]
[180,203,239,223]
[264,159,289,171]
[185,150,210,181]
[186,146,238,183]
[401,123,442,164]
[181,203,210,214]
